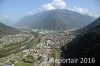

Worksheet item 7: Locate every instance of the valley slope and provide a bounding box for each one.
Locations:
[61,17,100,66]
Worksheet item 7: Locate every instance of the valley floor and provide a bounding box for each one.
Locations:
[0,29,77,66]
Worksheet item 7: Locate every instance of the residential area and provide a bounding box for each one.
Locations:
[0,29,77,66]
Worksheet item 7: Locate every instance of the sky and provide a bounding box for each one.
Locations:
[0,0,100,22]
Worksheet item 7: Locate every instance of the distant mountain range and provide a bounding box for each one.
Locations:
[16,9,95,30]
[0,19,15,26]
[61,17,100,66]
[0,23,19,37]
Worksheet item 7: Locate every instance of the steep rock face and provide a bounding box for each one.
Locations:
[16,9,95,30]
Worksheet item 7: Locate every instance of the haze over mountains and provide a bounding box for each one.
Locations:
[0,19,15,27]
[78,17,100,33]
[0,23,19,37]
[16,9,95,30]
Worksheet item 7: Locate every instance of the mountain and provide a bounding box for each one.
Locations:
[0,23,19,37]
[16,9,95,30]
[78,17,100,33]
[61,17,100,66]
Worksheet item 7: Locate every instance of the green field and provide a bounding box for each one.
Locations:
[14,62,33,66]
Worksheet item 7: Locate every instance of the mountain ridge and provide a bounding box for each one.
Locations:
[16,9,95,30]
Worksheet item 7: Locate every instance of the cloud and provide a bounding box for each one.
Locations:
[88,13,99,18]
[52,0,67,9]
[40,0,92,16]
[73,6,88,14]
[41,3,55,11]
[24,11,34,16]
[41,0,67,11]
[41,0,88,14]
